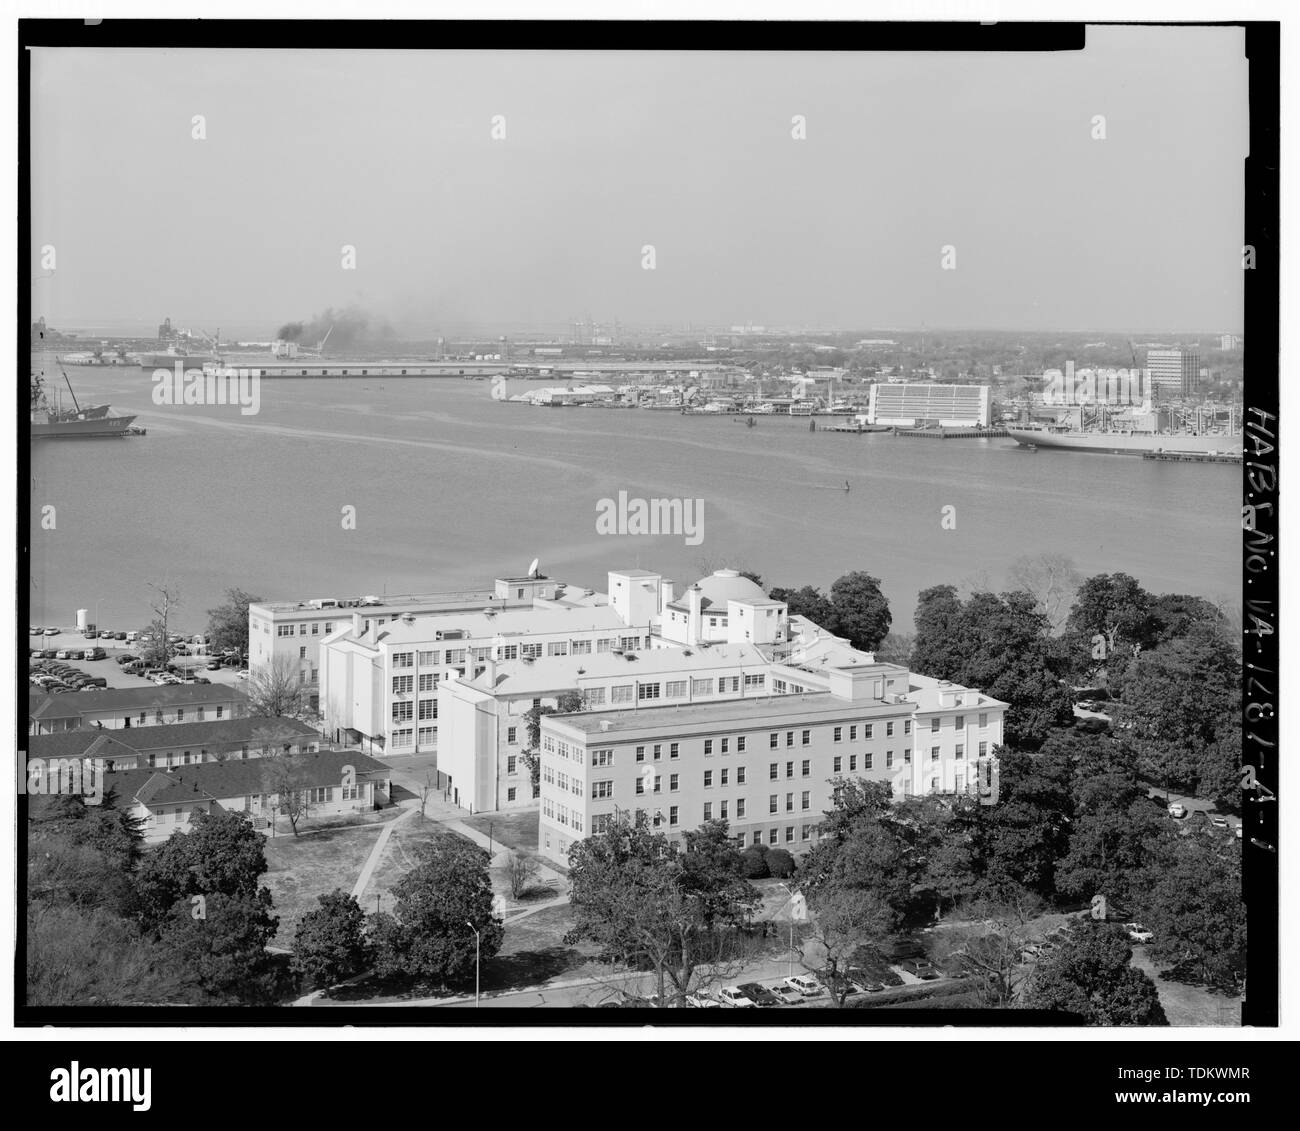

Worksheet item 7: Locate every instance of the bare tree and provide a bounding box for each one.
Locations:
[1006,553,1083,635]
[418,772,436,821]
[505,852,540,900]
[254,724,313,836]
[927,895,1047,1007]
[247,654,311,718]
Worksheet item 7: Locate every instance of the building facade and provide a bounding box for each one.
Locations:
[1145,348,1200,398]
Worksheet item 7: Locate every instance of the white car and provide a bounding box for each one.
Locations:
[1167,802,1187,819]
[236,669,250,680]
[783,975,823,997]
[686,992,721,1009]
[718,986,757,1008]
[1125,923,1154,944]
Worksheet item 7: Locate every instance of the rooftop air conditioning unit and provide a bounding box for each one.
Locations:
[600,719,611,732]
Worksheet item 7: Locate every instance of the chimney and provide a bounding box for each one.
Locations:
[484,657,497,687]
[351,612,362,636]
[687,584,703,645]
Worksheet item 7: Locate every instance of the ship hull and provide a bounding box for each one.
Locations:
[1007,428,1241,455]
[139,353,220,370]
[32,414,138,438]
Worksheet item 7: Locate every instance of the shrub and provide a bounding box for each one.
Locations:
[766,848,795,878]
[740,846,770,879]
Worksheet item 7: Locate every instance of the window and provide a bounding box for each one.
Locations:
[418,699,436,720]
[904,720,912,735]
[801,730,810,746]
[506,787,517,802]
[979,741,988,756]
[955,715,965,729]
[649,743,660,760]
[418,726,436,746]
[446,648,467,664]
[666,679,687,698]
[592,749,613,767]
[886,750,894,768]
[802,825,811,841]
[720,800,729,820]
[592,780,613,799]
[507,726,517,744]
[669,806,679,827]
[769,763,778,781]
[770,732,779,749]
[721,738,730,754]
[863,723,873,739]
[507,755,518,774]
[865,752,873,769]
[834,727,842,742]
[704,770,713,788]
[849,754,857,772]
[848,724,856,741]
[979,712,988,728]
[785,826,794,843]
[955,744,964,760]
[635,777,645,795]
[955,773,965,792]
[753,831,763,846]
[801,759,810,777]
[670,742,679,759]
[571,640,592,655]
[703,802,713,821]
[744,673,765,690]
[931,718,941,733]
[393,652,413,668]
[584,687,606,708]
[521,644,542,660]
[392,701,413,722]
[718,676,740,694]
[704,740,714,756]
[736,798,746,818]
[636,746,646,762]
[638,682,660,701]
[833,756,842,773]
[786,731,794,747]
[932,745,941,761]
[769,794,778,814]
[668,773,679,792]
[418,650,436,665]
[736,736,746,752]
[769,828,778,845]
[547,641,569,657]
[720,769,729,786]
[904,749,912,763]
[930,776,939,792]
[786,761,794,778]
[801,791,810,810]
[691,678,713,696]
[785,793,794,812]
[737,767,746,784]
[886,721,894,737]
[392,674,413,695]
[611,684,634,704]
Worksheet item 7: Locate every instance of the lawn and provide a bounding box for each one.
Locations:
[1131,947,1241,1027]
[262,823,386,946]
[363,815,474,912]
[461,808,539,854]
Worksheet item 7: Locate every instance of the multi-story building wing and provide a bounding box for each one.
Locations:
[537,662,1006,868]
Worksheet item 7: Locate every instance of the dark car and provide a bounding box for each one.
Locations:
[206,659,222,670]
[114,632,127,640]
[737,982,783,1007]
[899,958,939,980]
[116,654,140,665]
[82,677,108,688]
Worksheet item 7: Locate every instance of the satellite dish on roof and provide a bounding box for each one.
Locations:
[527,558,540,578]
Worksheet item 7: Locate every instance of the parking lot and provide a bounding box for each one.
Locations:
[28,628,248,694]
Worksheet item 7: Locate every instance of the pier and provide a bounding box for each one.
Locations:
[892,427,1010,440]
[1141,450,1242,464]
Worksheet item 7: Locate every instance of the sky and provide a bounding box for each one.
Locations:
[29,26,1248,337]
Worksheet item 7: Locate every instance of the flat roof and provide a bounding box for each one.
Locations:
[545,690,914,739]
[466,642,771,696]
[250,590,505,616]
[30,684,250,719]
[338,603,628,648]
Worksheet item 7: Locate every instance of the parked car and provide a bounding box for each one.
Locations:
[737,982,783,1007]
[849,976,885,994]
[769,983,805,1005]
[29,626,43,635]
[116,654,139,665]
[125,631,139,642]
[193,676,212,684]
[1210,814,1229,830]
[114,632,127,640]
[236,669,250,680]
[55,649,72,660]
[1125,923,1154,944]
[899,958,939,980]
[783,975,823,998]
[44,627,60,636]
[686,992,721,1009]
[1167,802,1188,819]
[83,647,106,660]
[718,986,757,1008]
[1190,809,1208,824]
[206,659,222,670]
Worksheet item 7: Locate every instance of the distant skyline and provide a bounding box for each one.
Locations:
[31,27,1247,335]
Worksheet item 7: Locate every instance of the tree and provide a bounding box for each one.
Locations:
[765,848,795,878]
[505,851,540,899]
[246,654,311,718]
[521,690,583,795]
[147,579,183,660]
[135,809,270,930]
[1054,785,1165,909]
[566,816,759,1006]
[369,835,503,989]
[976,745,1074,900]
[927,894,1048,1007]
[1063,572,1156,684]
[740,846,769,878]
[873,632,914,666]
[1024,923,1167,1025]
[206,587,262,657]
[910,585,965,677]
[1006,553,1083,636]
[828,571,892,651]
[419,771,436,820]
[292,890,371,988]
[768,585,838,634]
[1136,833,1245,992]
[158,889,283,1004]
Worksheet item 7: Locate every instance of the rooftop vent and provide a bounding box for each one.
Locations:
[600,719,611,732]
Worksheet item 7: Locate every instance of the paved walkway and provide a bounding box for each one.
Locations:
[350,804,417,902]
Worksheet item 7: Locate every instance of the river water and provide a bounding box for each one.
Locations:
[28,363,1239,635]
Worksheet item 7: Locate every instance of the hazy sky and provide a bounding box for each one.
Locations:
[30,26,1247,336]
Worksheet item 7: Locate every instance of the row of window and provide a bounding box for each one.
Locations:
[580,807,818,846]
[276,622,334,637]
[391,698,438,722]
[389,727,438,748]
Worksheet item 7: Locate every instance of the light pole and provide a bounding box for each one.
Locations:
[466,921,481,1007]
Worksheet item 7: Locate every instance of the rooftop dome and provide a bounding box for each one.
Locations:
[693,568,767,608]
